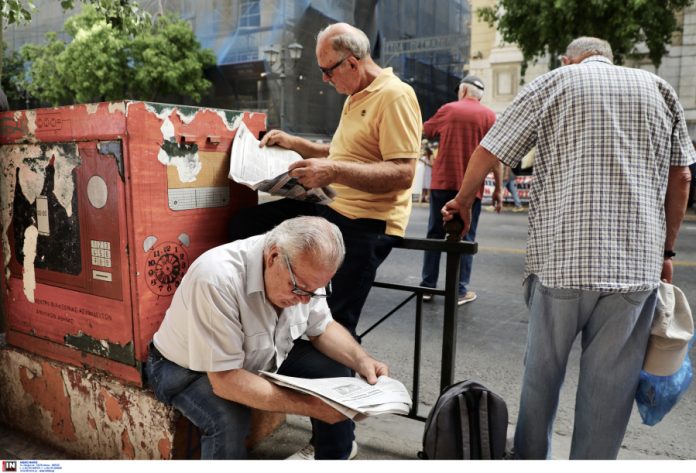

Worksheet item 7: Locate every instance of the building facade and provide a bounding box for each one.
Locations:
[467,0,696,136]
[3,0,472,135]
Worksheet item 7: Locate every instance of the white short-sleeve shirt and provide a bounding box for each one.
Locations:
[153,234,333,373]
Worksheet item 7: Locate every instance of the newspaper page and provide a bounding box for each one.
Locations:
[229,121,336,204]
[260,371,412,421]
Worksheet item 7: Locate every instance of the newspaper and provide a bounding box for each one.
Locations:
[229,121,336,204]
[260,371,412,421]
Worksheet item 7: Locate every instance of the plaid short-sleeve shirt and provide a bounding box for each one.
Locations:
[481,56,696,291]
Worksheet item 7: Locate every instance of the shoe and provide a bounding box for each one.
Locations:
[286,443,315,460]
[458,291,477,306]
[286,441,358,460]
[512,206,525,212]
[422,293,433,302]
[348,440,358,459]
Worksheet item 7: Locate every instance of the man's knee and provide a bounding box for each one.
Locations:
[197,400,251,445]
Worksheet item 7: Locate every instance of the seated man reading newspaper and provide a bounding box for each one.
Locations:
[145,216,391,460]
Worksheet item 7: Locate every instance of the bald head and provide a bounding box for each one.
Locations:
[317,23,371,59]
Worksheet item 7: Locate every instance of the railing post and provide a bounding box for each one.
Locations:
[440,216,464,391]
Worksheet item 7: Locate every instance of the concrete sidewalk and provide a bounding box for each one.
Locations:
[1,412,670,460]
[250,414,671,460]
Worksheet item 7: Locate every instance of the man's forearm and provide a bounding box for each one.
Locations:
[311,322,370,372]
[291,135,331,158]
[455,145,500,207]
[207,369,341,423]
[492,160,503,190]
[664,165,692,251]
[332,158,416,193]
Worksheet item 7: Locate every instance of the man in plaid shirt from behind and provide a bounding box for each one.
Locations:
[443,37,695,459]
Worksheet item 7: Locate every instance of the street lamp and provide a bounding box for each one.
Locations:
[264,42,303,130]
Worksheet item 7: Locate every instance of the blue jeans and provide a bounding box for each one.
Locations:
[514,275,657,459]
[420,190,481,295]
[229,199,398,337]
[145,340,354,459]
[505,176,522,207]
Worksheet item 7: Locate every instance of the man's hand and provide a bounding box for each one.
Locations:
[311,321,389,385]
[259,129,295,149]
[289,159,336,188]
[442,198,472,236]
[354,356,389,385]
[258,129,330,158]
[491,186,503,213]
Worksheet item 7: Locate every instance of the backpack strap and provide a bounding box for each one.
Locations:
[458,394,471,459]
[478,390,492,459]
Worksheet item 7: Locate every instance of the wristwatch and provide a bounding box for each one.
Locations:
[664,250,676,259]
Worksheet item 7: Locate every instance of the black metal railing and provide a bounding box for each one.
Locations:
[359,224,476,421]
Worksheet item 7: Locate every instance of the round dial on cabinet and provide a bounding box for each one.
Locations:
[144,241,189,295]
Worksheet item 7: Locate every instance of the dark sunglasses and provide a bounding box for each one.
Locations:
[283,254,332,298]
[319,55,350,78]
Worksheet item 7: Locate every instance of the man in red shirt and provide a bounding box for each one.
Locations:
[420,76,501,305]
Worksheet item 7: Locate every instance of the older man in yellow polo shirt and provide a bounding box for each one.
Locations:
[229,22,422,341]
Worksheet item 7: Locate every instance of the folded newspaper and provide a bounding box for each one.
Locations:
[260,371,412,421]
[229,121,336,204]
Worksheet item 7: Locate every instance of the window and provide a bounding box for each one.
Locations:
[239,0,260,28]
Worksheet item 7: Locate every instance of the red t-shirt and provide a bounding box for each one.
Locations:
[424,98,496,197]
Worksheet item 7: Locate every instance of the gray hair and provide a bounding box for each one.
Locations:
[459,83,483,100]
[565,36,613,61]
[318,24,370,59]
[264,216,345,272]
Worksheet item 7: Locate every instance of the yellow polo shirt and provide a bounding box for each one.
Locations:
[328,68,422,237]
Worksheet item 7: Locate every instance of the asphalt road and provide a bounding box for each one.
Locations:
[356,203,696,460]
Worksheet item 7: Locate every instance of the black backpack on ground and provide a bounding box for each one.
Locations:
[419,380,509,459]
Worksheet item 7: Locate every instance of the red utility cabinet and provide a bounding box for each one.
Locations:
[0,101,264,384]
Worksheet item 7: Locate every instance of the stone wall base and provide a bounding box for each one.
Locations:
[0,346,284,459]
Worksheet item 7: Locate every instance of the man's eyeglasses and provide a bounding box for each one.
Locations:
[283,254,332,298]
[319,55,350,78]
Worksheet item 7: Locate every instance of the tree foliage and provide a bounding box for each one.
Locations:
[20,32,69,104]
[19,4,214,105]
[478,0,695,72]
[1,1,150,79]
[1,1,148,28]
[1,40,26,104]
[131,16,216,102]
[1,0,36,26]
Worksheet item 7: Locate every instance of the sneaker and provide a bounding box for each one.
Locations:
[286,443,315,460]
[422,293,433,302]
[348,441,358,459]
[286,441,358,460]
[458,291,477,306]
[512,206,525,212]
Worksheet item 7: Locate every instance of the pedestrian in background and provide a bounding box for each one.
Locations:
[503,165,524,211]
[418,141,434,203]
[443,37,695,459]
[419,75,501,306]
[689,141,696,212]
